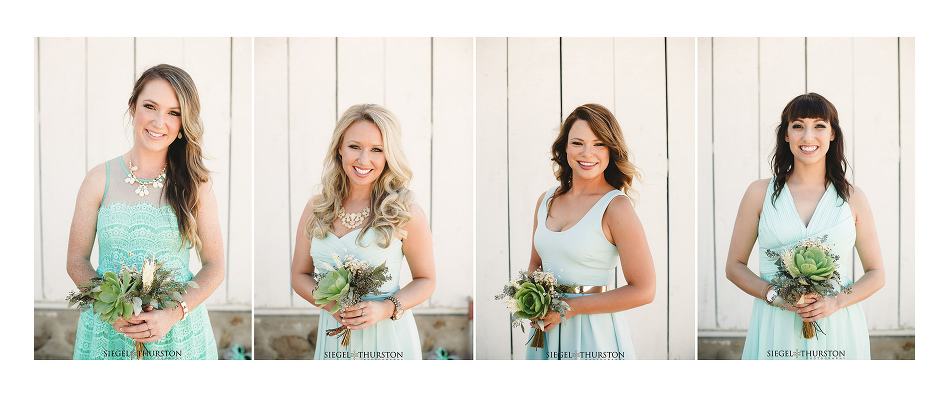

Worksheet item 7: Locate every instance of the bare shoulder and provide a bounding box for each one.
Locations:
[603,192,636,219]
[747,178,771,197]
[408,202,427,218]
[846,184,872,215]
[77,163,108,204]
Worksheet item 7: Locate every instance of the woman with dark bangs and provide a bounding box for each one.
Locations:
[726,93,884,359]
[525,104,655,360]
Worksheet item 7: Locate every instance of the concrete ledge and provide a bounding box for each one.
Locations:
[253,313,471,360]
[698,334,915,360]
[34,308,252,360]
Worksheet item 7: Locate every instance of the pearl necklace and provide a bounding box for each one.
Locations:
[337,206,370,229]
[125,159,167,197]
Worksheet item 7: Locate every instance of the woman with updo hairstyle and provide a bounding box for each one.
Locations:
[525,103,656,360]
[726,93,884,359]
[67,64,224,359]
[291,104,435,360]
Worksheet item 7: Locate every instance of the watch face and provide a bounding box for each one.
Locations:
[766,290,777,303]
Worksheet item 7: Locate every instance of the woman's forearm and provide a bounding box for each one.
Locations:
[292,272,320,307]
[66,257,99,287]
[726,260,772,301]
[835,268,884,309]
[565,282,654,315]
[390,277,435,310]
[179,260,225,309]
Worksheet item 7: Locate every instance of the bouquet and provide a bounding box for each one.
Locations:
[494,269,574,349]
[312,252,392,346]
[67,257,197,359]
[765,235,852,339]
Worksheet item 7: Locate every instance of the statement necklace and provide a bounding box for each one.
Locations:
[337,206,370,229]
[125,159,167,197]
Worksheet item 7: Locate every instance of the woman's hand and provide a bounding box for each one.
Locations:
[796,295,840,322]
[531,307,574,332]
[120,306,183,343]
[111,317,143,334]
[338,300,394,330]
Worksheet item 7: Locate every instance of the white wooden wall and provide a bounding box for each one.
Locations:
[253,38,474,311]
[475,38,696,360]
[34,37,253,308]
[697,37,914,332]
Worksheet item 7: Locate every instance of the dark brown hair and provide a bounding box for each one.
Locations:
[771,92,851,205]
[549,104,641,211]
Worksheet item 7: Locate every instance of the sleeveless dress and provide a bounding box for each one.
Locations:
[742,178,870,360]
[310,227,422,360]
[73,156,218,360]
[526,187,635,360]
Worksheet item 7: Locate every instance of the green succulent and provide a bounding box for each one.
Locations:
[313,267,351,314]
[783,246,837,284]
[514,282,551,320]
[91,270,139,324]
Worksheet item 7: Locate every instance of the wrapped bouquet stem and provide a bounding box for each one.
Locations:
[312,252,391,347]
[66,257,197,359]
[766,235,852,339]
[495,268,574,349]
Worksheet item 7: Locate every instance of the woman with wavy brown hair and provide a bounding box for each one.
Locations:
[725,93,884,359]
[525,103,655,360]
[290,104,435,360]
[67,64,223,359]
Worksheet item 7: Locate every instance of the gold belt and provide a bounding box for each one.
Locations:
[563,285,609,294]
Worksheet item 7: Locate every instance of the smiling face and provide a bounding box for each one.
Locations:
[130,78,182,154]
[338,120,386,190]
[565,119,610,182]
[785,117,835,166]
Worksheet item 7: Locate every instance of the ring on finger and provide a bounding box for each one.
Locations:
[361,309,365,316]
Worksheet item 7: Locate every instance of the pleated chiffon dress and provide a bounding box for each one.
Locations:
[310,227,422,360]
[742,178,870,360]
[527,187,635,360]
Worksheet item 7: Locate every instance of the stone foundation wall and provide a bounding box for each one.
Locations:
[697,335,915,360]
[253,313,471,360]
[34,308,252,360]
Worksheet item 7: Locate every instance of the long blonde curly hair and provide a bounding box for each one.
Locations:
[306,104,414,248]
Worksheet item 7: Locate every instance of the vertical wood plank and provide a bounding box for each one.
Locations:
[135,38,185,75]
[759,38,806,178]
[561,37,614,114]
[615,37,668,360]
[184,37,232,306]
[711,37,759,330]
[40,37,87,300]
[287,38,337,308]
[666,37,696,359]
[254,38,291,308]
[507,37,561,359]
[34,37,42,300]
[696,38,715,330]
[474,38,512,359]
[431,38,473,308]
[384,38,433,301]
[853,38,899,330]
[228,37,253,305]
[337,38,385,114]
[898,37,915,329]
[86,38,134,167]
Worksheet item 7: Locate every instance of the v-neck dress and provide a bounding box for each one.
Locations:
[525,187,635,360]
[742,178,870,359]
[310,227,422,360]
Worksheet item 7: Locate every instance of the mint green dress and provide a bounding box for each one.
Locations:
[310,227,422,360]
[527,187,635,360]
[742,178,870,360]
[73,157,217,360]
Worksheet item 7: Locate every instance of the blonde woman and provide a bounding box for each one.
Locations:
[67,64,224,359]
[526,104,655,360]
[291,104,435,360]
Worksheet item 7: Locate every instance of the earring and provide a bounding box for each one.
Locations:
[177,132,183,139]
